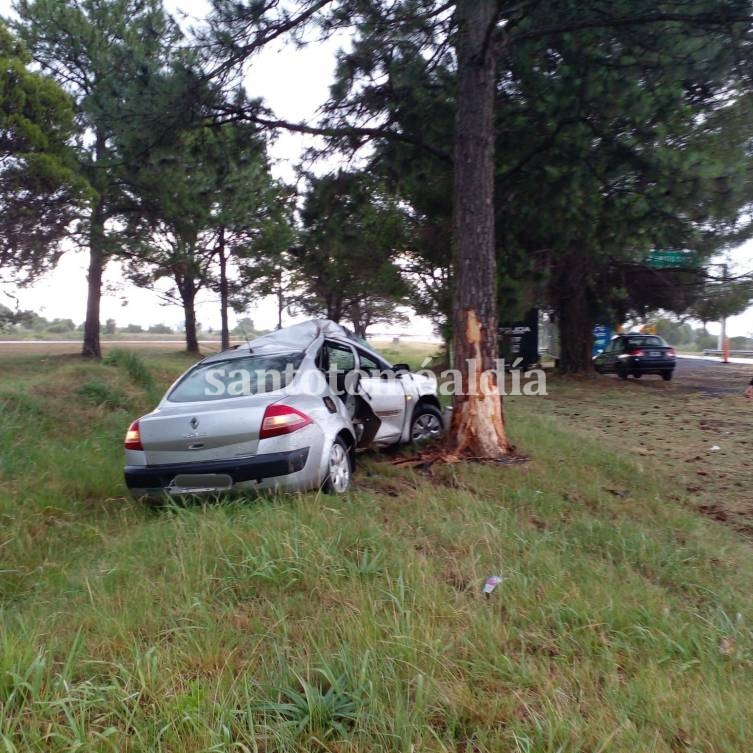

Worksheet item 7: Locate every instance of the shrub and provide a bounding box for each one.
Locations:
[104,349,156,394]
[76,379,129,409]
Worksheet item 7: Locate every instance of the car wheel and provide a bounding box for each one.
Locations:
[662,371,673,381]
[322,438,351,494]
[633,372,642,379]
[617,367,629,380]
[410,405,443,443]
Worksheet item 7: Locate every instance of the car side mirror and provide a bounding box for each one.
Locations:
[391,363,411,375]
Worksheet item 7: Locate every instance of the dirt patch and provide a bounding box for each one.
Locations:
[538,357,753,529]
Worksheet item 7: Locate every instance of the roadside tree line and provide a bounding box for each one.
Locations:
[4,0,753,457]
[1,1,411,356]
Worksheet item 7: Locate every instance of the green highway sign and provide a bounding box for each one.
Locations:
[646,249,698,269]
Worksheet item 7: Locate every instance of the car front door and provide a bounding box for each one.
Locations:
[356,348,408,443]
[322,340,358,412]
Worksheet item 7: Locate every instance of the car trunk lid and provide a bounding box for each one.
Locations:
[139,393,281,465]
[637,345,671,359]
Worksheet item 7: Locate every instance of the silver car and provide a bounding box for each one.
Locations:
[124,320,443,499]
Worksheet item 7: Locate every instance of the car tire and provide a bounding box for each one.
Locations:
[633,372,642,379]
[410,404,444,443]
[322,437,352,494]
[662,371,673,381]
[617,367,629,380]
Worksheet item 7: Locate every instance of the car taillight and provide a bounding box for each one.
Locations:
[667,348,676,358]
[628,349,644,356]
[124,419,143,450]
[259,404,312,439]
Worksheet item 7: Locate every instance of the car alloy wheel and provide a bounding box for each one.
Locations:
[410,407,443,442]
[324,438,351,494]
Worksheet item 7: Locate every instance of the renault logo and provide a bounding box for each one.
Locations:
[190,417,199,430]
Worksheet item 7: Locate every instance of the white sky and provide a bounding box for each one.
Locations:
[2,0,387,335]
[1,0,753,338]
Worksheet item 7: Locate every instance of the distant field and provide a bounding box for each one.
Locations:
[1,350,753,751]
[0,339,222,356]
[366,338,443,369]
[0,337,443,366]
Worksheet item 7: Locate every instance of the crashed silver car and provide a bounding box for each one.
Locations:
[124,320,443,499]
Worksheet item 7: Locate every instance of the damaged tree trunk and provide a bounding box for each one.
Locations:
[447,0,513,458]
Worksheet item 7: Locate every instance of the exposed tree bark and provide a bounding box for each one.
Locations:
[447,0,513,459]
[217,226,230,351]
[81,196,106,358]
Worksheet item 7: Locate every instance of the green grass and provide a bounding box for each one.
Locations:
[1,351,753,751]
[367,339,444,371]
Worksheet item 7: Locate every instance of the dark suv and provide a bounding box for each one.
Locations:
[593,334,676,381]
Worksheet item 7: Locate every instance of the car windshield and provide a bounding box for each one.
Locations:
[626,336,663,347]
[168,352,304,402]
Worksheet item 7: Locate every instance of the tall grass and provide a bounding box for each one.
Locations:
[1,352,752,750]
[104,348,160,401]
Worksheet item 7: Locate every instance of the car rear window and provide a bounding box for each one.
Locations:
[168,352,304,402]
[626,336,663,347]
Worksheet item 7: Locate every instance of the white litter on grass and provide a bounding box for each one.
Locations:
[710,445,721,452]
[483,575,504,595]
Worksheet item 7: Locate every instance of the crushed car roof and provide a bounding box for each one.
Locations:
[244,320,353,351]
[202,320,355,363]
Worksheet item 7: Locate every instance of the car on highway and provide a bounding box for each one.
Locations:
[123,320,443,500]
[593,333,676,381]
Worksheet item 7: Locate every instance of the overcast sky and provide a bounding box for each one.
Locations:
[1,1,752,338]
[0,0,398,335]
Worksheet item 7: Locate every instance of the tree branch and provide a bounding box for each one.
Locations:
[212,107,453,163]
[208,0,336,79]
[505,11,753,49]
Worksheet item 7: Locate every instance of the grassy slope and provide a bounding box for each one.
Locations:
[1,352,752,752]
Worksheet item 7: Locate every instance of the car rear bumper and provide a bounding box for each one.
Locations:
[624,357,675,373]
[125,447,310,497]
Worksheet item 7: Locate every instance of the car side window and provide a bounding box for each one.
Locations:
[326,342,356,372]
[357,349,383,376]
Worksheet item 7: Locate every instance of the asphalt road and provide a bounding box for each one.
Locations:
[610,355,753,396]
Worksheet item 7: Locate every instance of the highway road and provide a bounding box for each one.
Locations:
[604,354,753,396]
